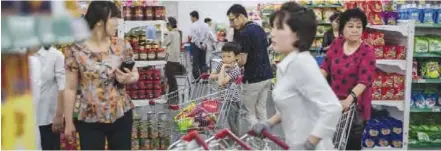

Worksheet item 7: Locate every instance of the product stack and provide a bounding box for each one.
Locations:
[409,113,441,148]
[345,0,399,25]
[373,71,405,101]
[131,112,170,150]
[121,0,165,21]
[397,2,441,26]
[126,67,165,100]
[126,32,167,61]
[363,109,404,149]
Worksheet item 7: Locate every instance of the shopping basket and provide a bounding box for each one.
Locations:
[333,103,358,150]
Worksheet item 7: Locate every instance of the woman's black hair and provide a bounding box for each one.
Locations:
[329,11,341,22]
[84,1,121,30]
[338,8,368,34]
[269,2,317,52]
[221,42,241,55]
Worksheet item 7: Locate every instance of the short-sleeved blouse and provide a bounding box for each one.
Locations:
[320,37,376,120]
[65,39,134,123]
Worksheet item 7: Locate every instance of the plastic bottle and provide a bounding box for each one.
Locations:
[436,4,441,24]
[398,5,405,20]
[423,4,434,24]
[409,3,420,23]
[418,3,425,24]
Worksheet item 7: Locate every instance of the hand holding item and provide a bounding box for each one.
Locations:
[64,121,76,138]
[251,121,272,135]
[51,113,64,133]
[115,68,133,84]
[341,97,353,111]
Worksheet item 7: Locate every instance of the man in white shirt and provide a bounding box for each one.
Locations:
[35,45,66,150]
[204,18,218,65]
[188,11,216,79]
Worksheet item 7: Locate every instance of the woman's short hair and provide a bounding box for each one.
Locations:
[269,2,317,52]
[84,1,120,30]
[338,8,367,34]
[329,11,341,22]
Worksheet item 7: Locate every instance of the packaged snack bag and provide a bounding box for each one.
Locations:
[414,91,426,109]
[385,12,399,25]
[344,1,357,10]
[395,46,406,60]
[382,74,394,88]
[362,135,377,148]
[369,1,383,13]
[374,45,384,59]
[373,88,382,100]
[323,8,336,22]
[394,87,404,100]
[382,87,395,100]
[423,61,440,79]
[390,133,403,148]
[384,45,397,59]
[414,36,429,53]
[425,91,437,108]
[428,37,441,54]
[375,32,385,46]
[373,72,383,88]
[392,74,405,88]
[369,12,385,25]
[313,8,323,21]
[311,0,325,5]
[358,1,369,13]
[412,60,419,79]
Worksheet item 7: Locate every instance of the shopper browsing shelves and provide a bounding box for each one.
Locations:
[320,8,376,150]
[251,2,342,150]
[208,42,242,135]
[63,1,138,150]
[227,4,273,128]
[322,11,341,51]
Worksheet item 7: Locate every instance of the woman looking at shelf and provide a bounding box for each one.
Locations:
[320,8,376,150]
[63,1,139,150]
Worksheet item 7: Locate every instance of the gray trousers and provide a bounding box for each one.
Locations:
[241,79,272,128]
[227,101,241,136]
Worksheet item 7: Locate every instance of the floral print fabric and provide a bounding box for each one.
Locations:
[65,39,134,123]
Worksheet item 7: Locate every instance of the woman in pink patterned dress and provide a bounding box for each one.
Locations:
[320,8,376,150]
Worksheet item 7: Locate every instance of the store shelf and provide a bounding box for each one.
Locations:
[317,20,331,25]
[306,4,343,8]
[132,98,167,107]
[372,100,405,111]
[135,60,167,67]
[376,60,406,75]
[362,147,402,150]
[413,53,441,58]
[415,24,441,29]
[412,79,441,84]
[411,107,441,113]
[408,143,441,150]
[122,20,167,33]
[367,22,410,37]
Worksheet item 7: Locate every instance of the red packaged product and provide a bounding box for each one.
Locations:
[392,74,405,88]
[412,60,419,79]
[374,45,384,59]
[146,90,153,99]
[146,70,153,80]
[383,46,397,59]
[138,81,146,89]
[366,33,377,46]
[138,90,146,99]
[146,80,153,90]
[382,74,394,88]
[153,89,161,98]
[369,1,383,13]
[372,87,382,100]
[394,88,405,100]
[153,70,161,80]
[357,1,369,13]
[373,71,383,88]
[395,46,405,60]
[153,80,161,90]
[132,90,139,100]
[345,1,357,9]
[368,12,384,25]
[381,87,395,100]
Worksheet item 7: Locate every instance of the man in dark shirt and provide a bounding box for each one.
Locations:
[227,4,273,128]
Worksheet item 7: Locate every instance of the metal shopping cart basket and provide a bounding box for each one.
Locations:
[333,103,358,150]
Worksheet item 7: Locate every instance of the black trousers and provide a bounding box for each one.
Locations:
[39,124,61,150]
[190,43,207,79]
[164,61,186,104]
[76,110,133,150]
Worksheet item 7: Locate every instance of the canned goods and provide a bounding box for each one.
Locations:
[131,139,140,150]
[141,139,152,150]
[147,112,159,139]
[160,138,170,150]
[132,123,139,139]
[139,121,149,138]
[151,138,160,150]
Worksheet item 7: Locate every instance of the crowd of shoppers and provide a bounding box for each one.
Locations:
[29,1,376,150]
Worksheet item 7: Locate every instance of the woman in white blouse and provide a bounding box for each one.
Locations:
[251,2,343,150]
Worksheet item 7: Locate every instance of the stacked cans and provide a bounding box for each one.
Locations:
[131,112,171,150]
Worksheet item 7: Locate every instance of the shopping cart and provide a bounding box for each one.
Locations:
[333,103,358,150]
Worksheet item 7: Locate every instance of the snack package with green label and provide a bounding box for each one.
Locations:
[421,60,440,79]
[414,36,429,53]
[428,36,441,54]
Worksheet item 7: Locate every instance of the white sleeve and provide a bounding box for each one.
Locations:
[292,56,342,139]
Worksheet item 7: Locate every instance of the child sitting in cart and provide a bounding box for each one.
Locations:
[209,42,242,135]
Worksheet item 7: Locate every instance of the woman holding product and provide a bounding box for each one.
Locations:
[251,2,342,150]
[320,8,376,150]
[63,1,138,150]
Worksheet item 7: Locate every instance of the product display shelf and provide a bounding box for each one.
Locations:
[117,19,167,42]
[135,60,167,67]
[408,19,441,150]
[372,100,405,111]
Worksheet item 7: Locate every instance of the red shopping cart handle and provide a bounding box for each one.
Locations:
[149,100,156,105]
[168,104,180,110]
[181,130,209,150]
[214,129,253,150]
[248,130,290,150]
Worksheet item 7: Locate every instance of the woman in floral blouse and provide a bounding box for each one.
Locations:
[63,1,139,150]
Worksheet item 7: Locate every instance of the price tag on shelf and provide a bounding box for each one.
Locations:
[432,107,441,112]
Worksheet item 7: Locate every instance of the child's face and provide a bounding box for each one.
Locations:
[221,51,237,64]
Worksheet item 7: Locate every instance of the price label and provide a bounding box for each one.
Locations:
[432,107,440,112]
